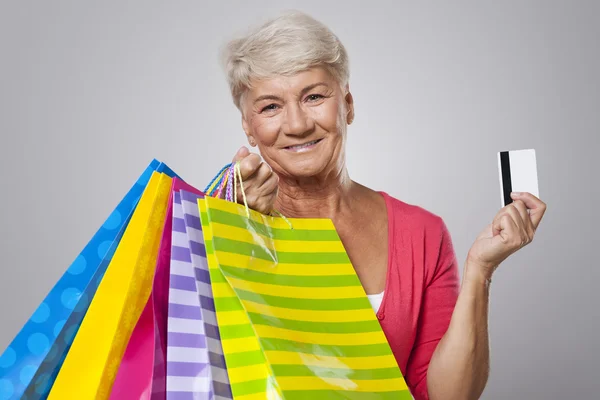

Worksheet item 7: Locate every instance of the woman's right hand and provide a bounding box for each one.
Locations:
[231,146,279,214]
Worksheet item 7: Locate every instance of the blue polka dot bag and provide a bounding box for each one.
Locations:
[0,159,178,400]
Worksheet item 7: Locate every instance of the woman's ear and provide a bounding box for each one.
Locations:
[241,114,257,147]
[345,89,355,125]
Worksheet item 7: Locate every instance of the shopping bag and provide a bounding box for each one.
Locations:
[48,170,174,400]
[109,177,187,400]
[0,159,164,400]
[199,195,412,399]
[198,199,279,400]
[108,292,158,400]
[165,184,233,400]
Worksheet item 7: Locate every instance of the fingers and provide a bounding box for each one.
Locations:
[492,213,517,241]
[238,153,262,180]
[510,192,547,229]
[505,203,532,246]
[232,146,250,163]
[492,199,535,251]
[244,177,279,215]
[510,199,529,223]
[492,205,518,237]
[241,162,276,198]
[251,162,273,187]
[229,147,279,214]
[261,173,279,195]
[476,192,546,272]
[510,200,535,239]
[492,213,520,246]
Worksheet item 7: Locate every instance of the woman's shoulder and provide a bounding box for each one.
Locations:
[379,191,459,287]
[379,191,448,232]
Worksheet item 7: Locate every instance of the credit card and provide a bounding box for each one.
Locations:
[497,149,539,207]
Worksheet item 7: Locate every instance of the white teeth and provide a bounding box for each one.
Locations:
[288,140,319,150]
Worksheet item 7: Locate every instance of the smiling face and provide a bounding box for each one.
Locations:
[240,67,354,180]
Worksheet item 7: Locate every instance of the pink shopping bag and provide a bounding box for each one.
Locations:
[108,180,175,399]
[109,178,206,400]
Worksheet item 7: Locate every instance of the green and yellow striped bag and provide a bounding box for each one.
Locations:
[198,195,411,399]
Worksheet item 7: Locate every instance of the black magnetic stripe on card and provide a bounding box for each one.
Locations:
[500,151,513,205]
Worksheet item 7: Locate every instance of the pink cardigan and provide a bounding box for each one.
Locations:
[378,192,461,399]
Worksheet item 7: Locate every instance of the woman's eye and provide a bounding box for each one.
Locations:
[261,104,279,113]
[306,94,324,102]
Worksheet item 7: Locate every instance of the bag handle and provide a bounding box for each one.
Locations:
[205,162,293,229]
[203,164,229,196]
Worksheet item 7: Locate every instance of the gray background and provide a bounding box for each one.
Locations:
[1,1,598,398]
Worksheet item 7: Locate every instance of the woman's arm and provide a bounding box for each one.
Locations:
[427,192,546,399]
[426,264,492,400]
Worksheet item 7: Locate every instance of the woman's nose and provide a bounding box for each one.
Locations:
[282,103,314,137]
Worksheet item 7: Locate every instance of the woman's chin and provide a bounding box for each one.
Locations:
[278,161,331,180]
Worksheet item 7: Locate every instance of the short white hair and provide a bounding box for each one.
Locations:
[221,10,350,110]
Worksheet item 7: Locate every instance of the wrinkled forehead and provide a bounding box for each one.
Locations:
[245,67,340,101]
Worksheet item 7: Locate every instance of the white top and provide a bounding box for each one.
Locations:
[367,291,384,313]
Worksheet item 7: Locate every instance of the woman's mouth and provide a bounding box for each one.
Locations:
[284,138,323,153]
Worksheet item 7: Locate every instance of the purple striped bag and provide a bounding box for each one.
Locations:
[166,181,232,400]
[179,189,232,399]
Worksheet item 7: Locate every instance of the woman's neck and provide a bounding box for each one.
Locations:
[274,167,357,219]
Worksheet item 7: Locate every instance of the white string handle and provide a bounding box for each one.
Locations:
[234,161,250,218]
[233,161,293,229]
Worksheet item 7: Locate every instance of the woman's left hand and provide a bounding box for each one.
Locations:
[466,192,547,280]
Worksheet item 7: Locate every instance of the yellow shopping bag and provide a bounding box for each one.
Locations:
[199,192,412,400]
[199,199,281,400]
[48,171,173,399]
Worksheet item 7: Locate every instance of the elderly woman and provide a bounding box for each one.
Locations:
[219,11,546,400]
